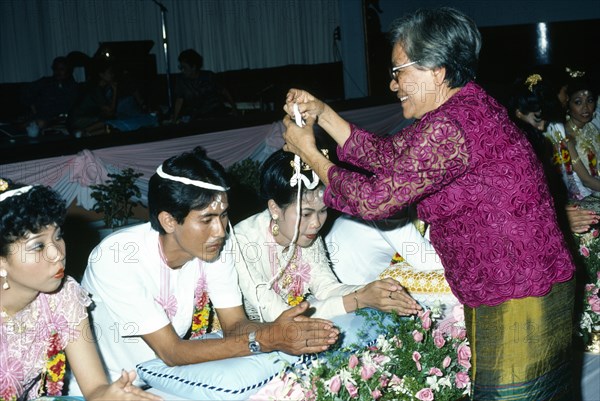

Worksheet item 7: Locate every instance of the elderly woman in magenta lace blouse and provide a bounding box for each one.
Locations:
[0,179,159,401]
[232,149,421,322]
[281,7,575,400]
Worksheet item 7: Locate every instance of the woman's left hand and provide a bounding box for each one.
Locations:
[355,278,422,316]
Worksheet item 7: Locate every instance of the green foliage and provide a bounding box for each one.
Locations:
[90,167,143,229]
[227,158,261,195]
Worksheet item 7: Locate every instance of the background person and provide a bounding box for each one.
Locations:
[20,56,78,130]
[172,49,236,123]
[281,7,575,399]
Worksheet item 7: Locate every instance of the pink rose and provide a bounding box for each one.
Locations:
[455,371,470,389]
[433,329,446,348]
[413,351,422,371]
[428,367,443,376]
[451,325,467,340]
[416,388,434,401]
[443,356,452,368]
[348,354,359,369]
[581,246,590,257]
[412,329,424,343]
[328,375,341,394]
[586,284,596,292]
[593,228,599,238]
[589,296,600,313]
[379,375,389,387]
[345,382,359,398]
[419,309,432,330]
[371,389,383,399]
[361,364,377,380]
[390,374,402,385]
[457,344,472,369]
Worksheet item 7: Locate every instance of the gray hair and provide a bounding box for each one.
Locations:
[389,7,481,88]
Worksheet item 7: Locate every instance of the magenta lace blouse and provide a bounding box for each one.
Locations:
[325,82,575,307]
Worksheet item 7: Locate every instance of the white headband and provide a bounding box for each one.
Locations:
[0,185,34,203]
[156,165,229,192]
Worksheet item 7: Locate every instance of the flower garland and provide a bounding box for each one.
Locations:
[190,270,216,338]
[43,331,66,396]
[252,306,471,401]
[546,127,573,174]
[270,246,311,307]
[568,120,600,178]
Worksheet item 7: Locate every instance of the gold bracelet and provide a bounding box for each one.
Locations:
[353,291,360,310]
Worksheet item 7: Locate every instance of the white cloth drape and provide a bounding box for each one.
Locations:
[0,103,404,208]
[0,0,340,83]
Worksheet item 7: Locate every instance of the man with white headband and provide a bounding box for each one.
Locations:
[72,147,339,398]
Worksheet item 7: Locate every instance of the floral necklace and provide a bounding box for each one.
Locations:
[0,295,66,400]
[156,236,215,338]
[546,126,573,174]
[568,119,600,177]
[268,227,311,307]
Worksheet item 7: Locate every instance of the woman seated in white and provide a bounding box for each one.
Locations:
[232,149,421,321]
[325,212,459,318]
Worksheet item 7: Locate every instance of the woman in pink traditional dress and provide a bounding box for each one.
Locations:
[281,7,575,400]
[0,178,159,401]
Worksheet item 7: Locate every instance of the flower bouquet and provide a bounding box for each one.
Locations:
[575,226,600,343]
[580,271,600,340]
[252,304,471,401]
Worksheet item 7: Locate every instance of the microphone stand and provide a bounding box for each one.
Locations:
[152,0,173,113]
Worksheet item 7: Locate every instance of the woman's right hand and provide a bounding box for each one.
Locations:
[355,278,422,316]
[284,88,326,122]
[90,370,162,400]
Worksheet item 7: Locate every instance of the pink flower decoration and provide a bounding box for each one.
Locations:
[433,329,446,348]
[413,351,422,371]
[589,296,600,313]
[443,356,452,368]
[361,364,377,380]
[451,325,467,340]
[390,374,402,385]
[428,367,443,376]
[372,389,383,399]
[249,374,305,400]
[348,354,359,369]
[586,284,596,292]
[457,344,472,369]
[379,375,390,387]
[328,375,341,394]
[412,329,424,343]
[416,388,435,401]
[593,228,599,238]
[46,380,64,396]
[345,382,359,398]
[419,310,432,331]
[455,371,470,389]
[580,246,590,257]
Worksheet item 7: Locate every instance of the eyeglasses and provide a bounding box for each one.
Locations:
[389,60,420,81]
